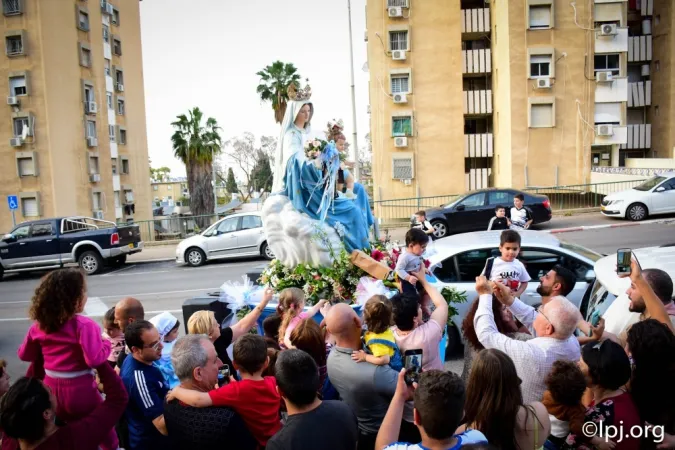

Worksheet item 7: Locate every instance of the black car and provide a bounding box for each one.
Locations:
[423,189,552,238]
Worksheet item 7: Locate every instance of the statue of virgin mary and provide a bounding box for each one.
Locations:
[262,84,371,268]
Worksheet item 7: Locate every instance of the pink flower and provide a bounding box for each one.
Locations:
[371,249,385,262]
[424,259,430,268]
[314,275,321,280]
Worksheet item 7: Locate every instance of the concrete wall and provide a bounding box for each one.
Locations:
[626,157,675,168]
[650,0,675,159]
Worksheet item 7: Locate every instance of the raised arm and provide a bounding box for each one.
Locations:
[375,369,414,450]
[624,258,674,332]
[165,385,213,408]
[231,287,274,341]
[417,267,448,330]
[305,299,328,318]
[492,281,537,332]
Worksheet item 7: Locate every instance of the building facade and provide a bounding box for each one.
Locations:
[366,0,673,203]
[151,178,188,205]
[0,0,150,232]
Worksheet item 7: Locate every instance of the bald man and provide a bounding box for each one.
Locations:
[114,297,145,369]
[326,304,399,450]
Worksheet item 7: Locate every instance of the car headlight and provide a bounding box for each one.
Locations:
[608,200,624,206]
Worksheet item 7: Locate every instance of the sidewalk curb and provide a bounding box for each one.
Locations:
[546,218,675,234]
[127,257,175,264]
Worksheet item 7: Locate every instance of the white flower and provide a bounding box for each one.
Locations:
[313,140,321,148]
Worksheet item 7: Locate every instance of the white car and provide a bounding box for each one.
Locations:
[427,230,602,350]
[175,211,274,267]
[581,244,675,335]
[601,172,675,221]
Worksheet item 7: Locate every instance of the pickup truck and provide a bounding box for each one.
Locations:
[0,216,143,279]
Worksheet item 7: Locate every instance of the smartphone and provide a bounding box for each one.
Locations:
[404,349,423,385]
[217,364,230,387]
[590,309,602,327]
[617,248,632,275]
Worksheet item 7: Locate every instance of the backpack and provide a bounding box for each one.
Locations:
[362,333,404,372]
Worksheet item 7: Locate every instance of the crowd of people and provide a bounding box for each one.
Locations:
[0,228,674,450]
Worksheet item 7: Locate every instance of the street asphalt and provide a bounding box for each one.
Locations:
[1,222,674,380]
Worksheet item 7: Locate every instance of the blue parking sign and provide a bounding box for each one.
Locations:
[7,195,18,211]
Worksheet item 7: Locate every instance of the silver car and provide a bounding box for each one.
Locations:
[175,212,274,267]
[426,230,602,351]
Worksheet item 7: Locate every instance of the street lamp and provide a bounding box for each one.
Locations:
[347,0,360,182]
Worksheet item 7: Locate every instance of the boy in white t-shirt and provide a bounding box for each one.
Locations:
[482,230,531,298]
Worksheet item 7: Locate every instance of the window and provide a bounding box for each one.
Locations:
[458,192,486,208]
[78,11,89,31]
[5,34,24,56]
[109,125,116,142]
[530,54,551,77]
[89,156,99,174]
[119,128,127,145]
[107,93,113,109]
[216,217,239,234]
[112,7,120,25]
[449,248,500,282]
[11,225,31,239]
[21,197,38,217]
[113,38,122,56]
[529,5,552,29]
[103,25,110,43]
[389,31,408,51]
[80,46,92,67]
[86,120,97,138]
[530,101,554,128]
[13,117,31,137]
[9,75,27,96]
[241,215,263,230]
[105,60,111,76]
[92,192,102,210]
[17,156,36,176]
[115,69,124,86]
[84,85,94,103]
[167,185,172,191]
[124,190,134,203]
[488,191,515,206]
[518,248,563,281]
[3,0,23,15]
[387,0,408,7]
[117,98,125,115]
[391,73,410,94]
[594,103,621,125]
[594,54,620,76]
[392,156,413,179]
[31,223,53,237]
[112,159,118,174]
[392,116,412,136]
[121,159,130,174]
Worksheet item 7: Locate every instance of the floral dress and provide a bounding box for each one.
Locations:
[560,392,641,450]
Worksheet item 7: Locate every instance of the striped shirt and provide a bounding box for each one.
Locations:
[121,356,170,449]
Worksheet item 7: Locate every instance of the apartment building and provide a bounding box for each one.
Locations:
[0,0,150,232]
[366,0,674,203]
[151,178,189,205]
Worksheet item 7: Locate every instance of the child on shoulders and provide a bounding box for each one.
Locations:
[352,295,403,371]
[149,311,181,389]
[482,230,531,298]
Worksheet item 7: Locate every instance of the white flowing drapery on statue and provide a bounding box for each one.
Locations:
[262,95,371,269]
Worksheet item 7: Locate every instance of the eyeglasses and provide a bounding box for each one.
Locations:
[144,340,162,351]
[536,305,551,324]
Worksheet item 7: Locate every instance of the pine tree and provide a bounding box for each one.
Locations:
[225,167,238,194]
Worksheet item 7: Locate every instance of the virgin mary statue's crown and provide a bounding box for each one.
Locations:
[288,82,312,102]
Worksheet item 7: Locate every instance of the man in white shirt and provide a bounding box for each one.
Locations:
[474,276,580,404]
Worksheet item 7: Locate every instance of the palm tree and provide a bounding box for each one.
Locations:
[171,107,222,228]
[256,61,302,124]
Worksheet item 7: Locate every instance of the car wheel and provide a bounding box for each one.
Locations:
[78,250,103,275]
[626,203,648,221]
[185,247,206,267]
[431,220,448,239]
[261,242,274,260]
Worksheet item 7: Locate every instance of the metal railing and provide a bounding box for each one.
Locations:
[121,214,222,243]
[371,180,647,222]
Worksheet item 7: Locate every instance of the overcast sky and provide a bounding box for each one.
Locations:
[140,0,370,178]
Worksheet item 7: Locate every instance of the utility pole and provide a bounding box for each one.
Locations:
[212,149,218,215]
[347,0,360,182]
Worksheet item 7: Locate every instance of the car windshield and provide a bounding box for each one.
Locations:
[633,176,666,191]
[560,242,603,262]
[443,196,465,208]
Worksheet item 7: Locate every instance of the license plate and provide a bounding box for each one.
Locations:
[601,206,605,211]
[128,243,135,249]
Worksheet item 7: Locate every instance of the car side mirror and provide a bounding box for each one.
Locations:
[585,269,596,283]
[455,205,465,211]
[655,187,666,192]
[2,233,16,243]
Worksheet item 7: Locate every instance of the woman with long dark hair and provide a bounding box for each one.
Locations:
[461,296,532,383]
[458,348,550,450]
[289,319,338,400]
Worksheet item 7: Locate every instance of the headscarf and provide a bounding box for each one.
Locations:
[271,100,313,193]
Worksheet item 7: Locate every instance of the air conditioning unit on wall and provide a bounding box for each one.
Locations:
[394,137,408,147]
[10,137,24,147]
[393,93,408,103]
[596,71,613,83]
[596,124,614,136]
[600,24,618,36]
[7,96,20,106]
[392,50,407,61]
[388,7,403,17]
[536,77,551,89]
[87,137,98,147]
[90,173,101,183]
[93,210,104,219]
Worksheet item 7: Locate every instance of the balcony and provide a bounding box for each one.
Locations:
[595,77,628,103]
[464,133,493,158]
[627,81,651,107]
[465,168,492,191]
[628,35,652,62]
[639,0,653,16]
[595,27,628,54]
[112,174,120,191]
[463,90,492,115]
[621,124,651,150]
[594,125,627,146]
[461,9,490,35]
[462,49,491,75]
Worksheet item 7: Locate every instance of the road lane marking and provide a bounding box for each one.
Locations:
[83,297,109,317]
[101,264,138,277]
[0,300,31,305]
[97,287,221,300]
